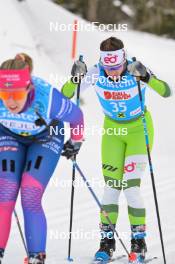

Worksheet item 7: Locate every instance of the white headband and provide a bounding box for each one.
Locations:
[100,49,126,68]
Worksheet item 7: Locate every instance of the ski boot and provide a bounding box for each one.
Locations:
[95,224,116,262]
[129,225,147,264]
[26,253,46,264]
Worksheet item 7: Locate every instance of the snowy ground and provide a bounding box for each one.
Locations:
[0,0,175,263]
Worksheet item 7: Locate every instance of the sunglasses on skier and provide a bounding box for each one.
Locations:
[100,62,124,71]
[0,88,28,100]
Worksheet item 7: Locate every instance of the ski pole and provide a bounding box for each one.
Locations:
[71,160,130,257]
[67,55,84,262]
[136,77,167,264]
[14,209,29,257]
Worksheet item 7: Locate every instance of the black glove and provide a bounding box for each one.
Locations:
[127,61,150,82]
[71,60,87,84]
[61,139,83,159]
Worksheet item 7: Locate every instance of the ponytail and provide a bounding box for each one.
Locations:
[0,53,33,73]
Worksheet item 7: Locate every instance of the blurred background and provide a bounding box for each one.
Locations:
[52,0,175,38]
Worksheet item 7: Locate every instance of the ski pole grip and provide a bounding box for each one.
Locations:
[131,57,140,81]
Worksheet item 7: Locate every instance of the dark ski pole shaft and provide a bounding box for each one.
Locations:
[67,55,83,261]
[14,209,29,257]
[72,160,130,257]
[136,77,167,264]
[67,159,76,262]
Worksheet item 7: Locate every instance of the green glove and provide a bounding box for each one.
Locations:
[61,79,77,99]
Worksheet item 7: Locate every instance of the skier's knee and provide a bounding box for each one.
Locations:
[123,186,144,208]
[0,178,18,212]
[21,173,44,212]
[102,184,121,205]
